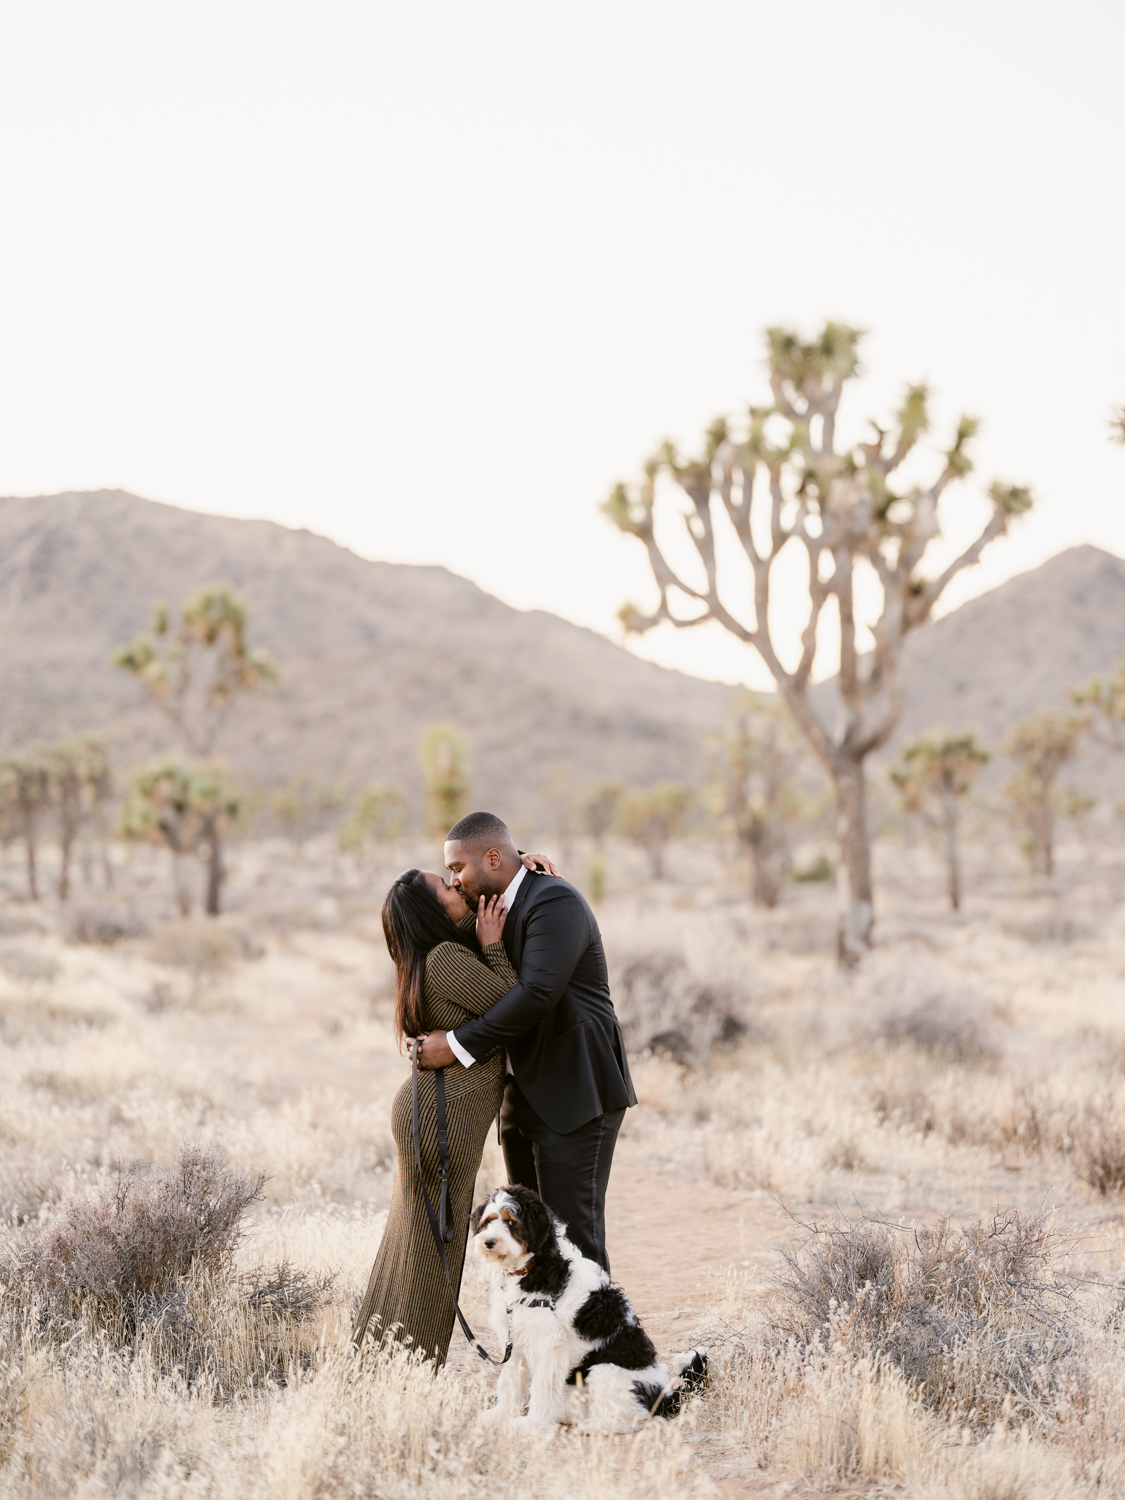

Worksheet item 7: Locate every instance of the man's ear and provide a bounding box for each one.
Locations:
[486,847,501,869]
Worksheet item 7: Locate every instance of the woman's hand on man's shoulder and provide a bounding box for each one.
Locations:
[521,852,561,877]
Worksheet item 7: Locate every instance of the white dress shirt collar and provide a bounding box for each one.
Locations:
[502,863,528,910]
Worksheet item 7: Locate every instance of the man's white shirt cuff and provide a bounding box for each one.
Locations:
[447,1029,475,1069]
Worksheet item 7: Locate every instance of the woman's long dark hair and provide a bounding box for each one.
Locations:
[381,869,470,1047]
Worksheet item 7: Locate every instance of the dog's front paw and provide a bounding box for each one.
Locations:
[518,1413,559,1433]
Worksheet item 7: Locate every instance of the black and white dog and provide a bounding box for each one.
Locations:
[471,1185,707,1432]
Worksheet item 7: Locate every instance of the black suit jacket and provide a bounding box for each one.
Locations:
[453,871,636,1134]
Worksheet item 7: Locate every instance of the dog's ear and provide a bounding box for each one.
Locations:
[469,1201,486,1235]
[511,1187,556,1256]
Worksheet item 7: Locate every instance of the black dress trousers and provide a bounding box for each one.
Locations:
[499,1074,625,1273]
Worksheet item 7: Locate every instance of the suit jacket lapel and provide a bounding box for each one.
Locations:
[503,869,536,964]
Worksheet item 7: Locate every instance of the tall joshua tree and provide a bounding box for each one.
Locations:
[114,584,275,757]
[604,322,1032,962]
[891,732,988,912]
[115,585,273,916]
[122,758,241,916]
[0,752,51,900]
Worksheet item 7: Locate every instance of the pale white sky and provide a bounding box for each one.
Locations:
[1,2,1123,689]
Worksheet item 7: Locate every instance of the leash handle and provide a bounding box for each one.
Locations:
[411,1040,511,1366]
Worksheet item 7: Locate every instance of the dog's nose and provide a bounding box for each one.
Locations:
[483,1238,496,1249]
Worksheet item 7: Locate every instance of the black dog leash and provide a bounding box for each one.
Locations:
[410,1040,511,1365]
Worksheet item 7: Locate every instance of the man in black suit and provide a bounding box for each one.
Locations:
[415,810,635,1270]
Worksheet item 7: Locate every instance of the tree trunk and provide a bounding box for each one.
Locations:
[833,758,873,964]
[58,833,74,901]
[204,830,224,916]
[745,830,783,909]
[171,852,193,916]
[649,841,664,880]
[24,831,38,901]
[942,795,961,912]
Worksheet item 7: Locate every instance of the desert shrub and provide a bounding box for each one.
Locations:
[876,1001,995,1066]
[611,951,745,1063]
[63,905,149,946]
[148,920,241,984]
[1073,1104,1125,1195]
[771,1208,1075,1428]
[6,1145,265,1328]
[0,945,59,984]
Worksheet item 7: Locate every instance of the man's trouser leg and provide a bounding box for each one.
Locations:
[499,1075,625,1273]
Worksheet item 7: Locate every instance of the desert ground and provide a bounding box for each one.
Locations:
[3,827,1125,1497]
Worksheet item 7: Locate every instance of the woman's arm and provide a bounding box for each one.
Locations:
[425,943,517,1019]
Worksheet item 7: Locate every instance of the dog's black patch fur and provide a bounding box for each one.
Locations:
[572,1284,632,1343]
[564,1286,661,1385]
[500,1185,571,1300]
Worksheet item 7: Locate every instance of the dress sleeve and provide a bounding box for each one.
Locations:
[479,940,518,990]
[425,942,519,1018]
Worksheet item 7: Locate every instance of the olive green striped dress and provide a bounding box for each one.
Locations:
[352,937,515,1364]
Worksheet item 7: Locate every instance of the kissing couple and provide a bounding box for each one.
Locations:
[353,809,637,1366]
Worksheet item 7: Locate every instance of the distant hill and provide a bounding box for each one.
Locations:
[1,492,1122,823]
[887,544,1125,792]
[0,491,735,830]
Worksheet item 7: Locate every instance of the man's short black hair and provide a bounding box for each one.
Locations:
[446,810,512,850]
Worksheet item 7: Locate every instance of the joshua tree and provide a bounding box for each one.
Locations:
[421,724,468,835]
[122,758,241,916]
[891,732,989,912]
[339,783,405,865]
[271,773,349,855]
[615,783,691,879]
[0,752,51,900]
[1003,712,1085,877]
[713,692,808,908]
[604,321,1032,962]
[44,739,113,901]
[1071,663,1125,753]
[580,781,625,849]
[114,584,275,756]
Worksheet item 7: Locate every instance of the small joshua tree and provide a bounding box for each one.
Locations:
[1071,663,1125,753]
[1003,712,1085,877]
[114,584,275,757]
[122,759,241,916]
[271,774,349,855]
[339,783,405,866]
[420,724,469,836]
[713,693,807,908]
[44,739,113,901]
[0,751,51,900]
[891,732,989,911]
[615,783,692,879]
[580,781,625,849]
[604,321,1032,962]
[579,779,625,901]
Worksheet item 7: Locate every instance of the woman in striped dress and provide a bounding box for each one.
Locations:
[353,867,519,1365]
